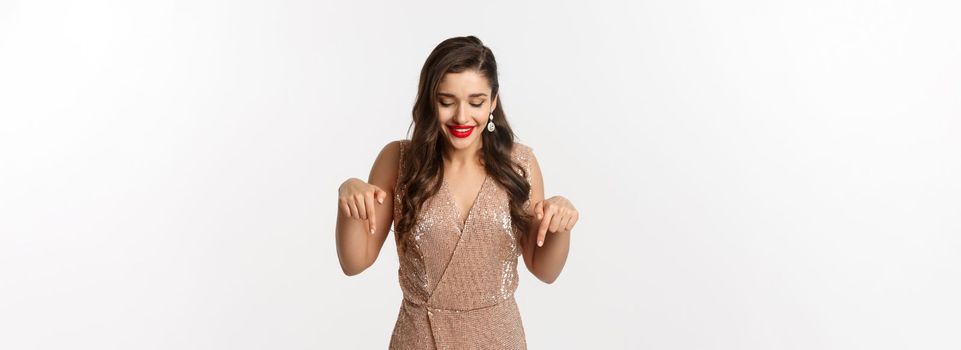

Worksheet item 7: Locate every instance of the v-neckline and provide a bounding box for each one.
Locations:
[442,173,489,234]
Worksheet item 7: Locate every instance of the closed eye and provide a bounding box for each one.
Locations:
[439,102,484,107]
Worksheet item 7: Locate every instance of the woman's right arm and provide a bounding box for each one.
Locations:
[335,141,401,276]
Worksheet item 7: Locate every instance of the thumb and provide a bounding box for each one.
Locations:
[375,187,387,204]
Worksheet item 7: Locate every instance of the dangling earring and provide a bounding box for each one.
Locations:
[487,111,496,132]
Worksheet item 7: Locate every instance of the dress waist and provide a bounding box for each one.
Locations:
[402,294,516,314]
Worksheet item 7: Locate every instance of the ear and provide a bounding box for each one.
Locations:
[490,93,498,113]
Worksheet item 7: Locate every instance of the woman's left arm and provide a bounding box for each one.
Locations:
[520,152,579,284]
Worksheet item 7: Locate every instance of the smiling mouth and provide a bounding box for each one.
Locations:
[447,124,475,138]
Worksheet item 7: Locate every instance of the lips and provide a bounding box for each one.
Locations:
[447,124,475,138]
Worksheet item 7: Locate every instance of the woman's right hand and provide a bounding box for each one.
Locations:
[338,177,388,234]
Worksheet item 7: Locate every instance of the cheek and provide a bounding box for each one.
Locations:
[476,114,488,126]
[436,110,452,123]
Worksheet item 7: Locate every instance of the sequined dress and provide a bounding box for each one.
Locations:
[389,140,534,349]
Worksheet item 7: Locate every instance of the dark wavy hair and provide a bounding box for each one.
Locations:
[395,35,533,247]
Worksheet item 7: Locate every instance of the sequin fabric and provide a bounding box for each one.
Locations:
[390,140,535,350]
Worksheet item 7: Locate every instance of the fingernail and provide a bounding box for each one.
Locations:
[537,240,543,247]
[370,228,375,234]
[378,198,384,204]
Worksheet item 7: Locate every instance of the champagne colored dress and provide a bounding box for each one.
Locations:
[389,140,534,349]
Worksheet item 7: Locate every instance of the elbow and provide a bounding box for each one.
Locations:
[339,260,369,276]
[337,247,373,276]
[529,261,561,284]
[534,271,561,284]
[342,266,362,276]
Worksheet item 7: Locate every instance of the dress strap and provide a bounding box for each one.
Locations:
[395,140,410,196]
[511,143,535,212]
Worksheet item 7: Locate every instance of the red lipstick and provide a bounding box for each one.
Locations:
[447,124,475,138]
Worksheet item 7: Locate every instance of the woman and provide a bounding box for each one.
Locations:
[335,35,579,349]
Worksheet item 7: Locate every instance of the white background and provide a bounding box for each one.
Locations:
[2,1,959,349]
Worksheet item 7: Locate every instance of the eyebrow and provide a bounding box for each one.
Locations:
[437,92,488,98]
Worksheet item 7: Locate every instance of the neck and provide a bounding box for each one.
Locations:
[443,141,483,170]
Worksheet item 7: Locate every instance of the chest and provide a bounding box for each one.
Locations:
[442,172,490,230]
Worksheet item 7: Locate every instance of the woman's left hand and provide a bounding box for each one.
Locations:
[533,195,579,247]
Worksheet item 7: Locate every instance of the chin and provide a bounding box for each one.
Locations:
[448,136,474,148]
[446,134,479,149]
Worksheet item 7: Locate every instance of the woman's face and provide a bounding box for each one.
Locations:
[436,70,497,152]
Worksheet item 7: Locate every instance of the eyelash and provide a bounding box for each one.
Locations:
[440,102,483,108]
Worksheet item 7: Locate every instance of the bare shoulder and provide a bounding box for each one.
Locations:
[384,139,406,156]
[368,139,406,192]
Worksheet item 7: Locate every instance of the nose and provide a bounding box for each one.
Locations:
[453,104,473,125]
